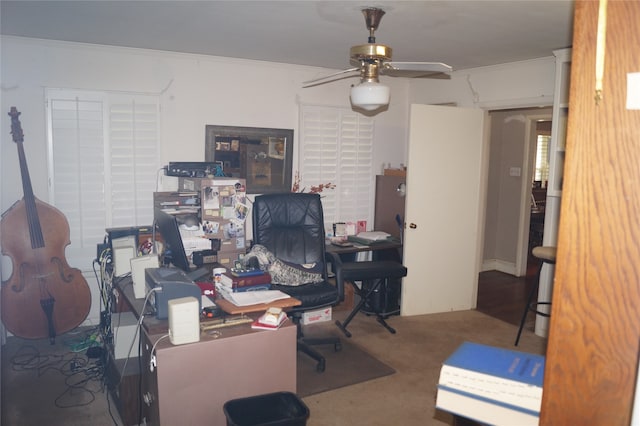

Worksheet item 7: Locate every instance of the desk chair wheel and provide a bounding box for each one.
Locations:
[314,342,341,373]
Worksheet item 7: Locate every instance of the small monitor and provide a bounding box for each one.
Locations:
[154,208,192,273]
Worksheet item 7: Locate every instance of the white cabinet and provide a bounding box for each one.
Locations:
[537,48,571,337]
[547,48,572,199]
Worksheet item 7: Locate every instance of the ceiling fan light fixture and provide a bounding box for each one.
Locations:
[350,81,390,111]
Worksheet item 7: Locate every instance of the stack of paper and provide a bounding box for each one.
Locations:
[436,342,545,426]
[215,283,290,306]
[356,231,391,241]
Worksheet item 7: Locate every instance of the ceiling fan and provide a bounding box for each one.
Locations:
[303,7,453,111]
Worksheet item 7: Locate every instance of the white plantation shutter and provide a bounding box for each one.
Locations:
[300,106,374,234]
[534,134,551,183]
[46,89,160,271]
[109,96,159,227]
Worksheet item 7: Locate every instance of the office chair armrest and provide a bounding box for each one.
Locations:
[325,251,345,302]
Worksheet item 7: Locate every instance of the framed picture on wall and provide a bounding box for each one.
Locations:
[205,125,293,194]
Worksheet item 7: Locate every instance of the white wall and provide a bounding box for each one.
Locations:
[0,36,411,212]
[0,35,557,325]
[409,57,556,109]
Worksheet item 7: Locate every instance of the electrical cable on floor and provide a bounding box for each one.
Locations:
[9,341,109,410]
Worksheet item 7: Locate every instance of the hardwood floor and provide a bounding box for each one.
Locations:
[476,257,541,330]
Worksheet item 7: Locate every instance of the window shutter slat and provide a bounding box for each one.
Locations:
[300,106,374,233]
[46,90,160,271]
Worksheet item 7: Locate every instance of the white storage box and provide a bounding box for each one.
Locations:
[301,307,332,325]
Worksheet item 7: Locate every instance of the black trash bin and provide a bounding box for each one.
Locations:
[223,391,309,426]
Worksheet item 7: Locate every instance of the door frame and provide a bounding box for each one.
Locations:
[481,102,553,277]
[515,113,553,276]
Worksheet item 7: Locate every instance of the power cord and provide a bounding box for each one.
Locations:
[149,333,170,372]
[119,286,160,382]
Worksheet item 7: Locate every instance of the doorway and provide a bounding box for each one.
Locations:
[482,107,553,277]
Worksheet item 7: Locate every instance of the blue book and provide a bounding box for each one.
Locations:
[436,341,545,422]
[444,341,544,387]
[230,268,265,277]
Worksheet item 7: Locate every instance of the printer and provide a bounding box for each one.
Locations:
[145,267,202,319]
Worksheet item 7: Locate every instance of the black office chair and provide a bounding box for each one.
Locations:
[252,193,343,372]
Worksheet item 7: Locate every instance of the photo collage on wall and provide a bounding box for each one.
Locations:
[202,180,248,251]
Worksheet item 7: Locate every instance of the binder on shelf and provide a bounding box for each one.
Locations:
[436,341,545,426]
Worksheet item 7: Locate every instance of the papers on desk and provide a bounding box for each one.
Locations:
[357,231,391,241]
[348,231,392,246]
[217,286,291,306]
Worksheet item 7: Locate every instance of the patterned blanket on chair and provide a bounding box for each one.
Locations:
[244,244,323,286]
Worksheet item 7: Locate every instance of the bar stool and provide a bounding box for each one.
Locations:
[335,260,407,338]
[515,246,557,346]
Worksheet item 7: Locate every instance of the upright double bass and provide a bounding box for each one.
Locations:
[1,107,91,343]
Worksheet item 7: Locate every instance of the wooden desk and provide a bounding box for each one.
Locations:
[113,267,300,332]
[111,275,297,426]
[215,296,301,315]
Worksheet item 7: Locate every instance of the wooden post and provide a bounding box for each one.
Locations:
[541,1,640,424]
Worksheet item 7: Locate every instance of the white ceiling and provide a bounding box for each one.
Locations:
[0,1,574,72]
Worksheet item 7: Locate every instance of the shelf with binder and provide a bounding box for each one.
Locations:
[153,191,201,217]
[547,51,571,198]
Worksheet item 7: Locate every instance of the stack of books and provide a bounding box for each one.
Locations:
[220,270,271,292]
[436,342,545,426]
[251,307,288,330]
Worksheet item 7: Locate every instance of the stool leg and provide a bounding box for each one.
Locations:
[515,262,543,346]
[336,279,383,338]
[374,278,396,334]
[376,314,396,334]
[336,283,367,338]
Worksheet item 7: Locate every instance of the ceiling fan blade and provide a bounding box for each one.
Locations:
[381,69,452,80]
[383,62,453,73]
[302,67,360,87]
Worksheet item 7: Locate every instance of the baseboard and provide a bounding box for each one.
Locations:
[481,259,517,275]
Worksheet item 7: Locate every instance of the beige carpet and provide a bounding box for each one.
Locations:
[1,309,545,426]
[302,309,546,426]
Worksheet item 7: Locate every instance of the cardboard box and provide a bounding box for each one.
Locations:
[301,307,332,325]
[383,168,406,177]
[216,249,246,267]
[216,236,246,252]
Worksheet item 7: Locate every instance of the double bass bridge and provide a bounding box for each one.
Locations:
[13,257,74,292]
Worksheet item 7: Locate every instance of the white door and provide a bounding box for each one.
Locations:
[401,104,488,316]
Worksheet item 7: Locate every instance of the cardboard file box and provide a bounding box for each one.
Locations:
[301,307,332,325]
